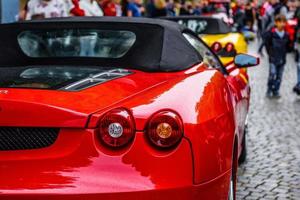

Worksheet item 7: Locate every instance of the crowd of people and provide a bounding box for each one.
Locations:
[232,0,300,98]
[18,0,276,24]
[252,0,300,97]
[18,0,236,19]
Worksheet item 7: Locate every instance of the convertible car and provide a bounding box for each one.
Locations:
[162,16,248,65]
[0,17,258,200]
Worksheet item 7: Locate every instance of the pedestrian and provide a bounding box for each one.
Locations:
[121,0,143,17]
[256,5,263,40]
[79,0,104,16]
[152,0,167,17]
[201,0,213,14]
[64,0,74,12]
[165,0,175,16]
[258,0,279,56]
[146,0,155,17]
[101,0,118,16]
[19,2,29,21]
[274,0,289,17]
[233,2,245,32]
[101,0,122,16]
[264,0,279,32]
[294,36,300,94]
[70,0,85,16]
[26,0,69,20]
[179,1,193,15]
[173,0,181,16]
[193,1,202,15]
[263,14,291,98]
[115,0,123,16]
[244,2,256,30]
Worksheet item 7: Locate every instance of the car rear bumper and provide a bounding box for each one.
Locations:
[0,170,231,200]
[0,130,192,196]
[0,130,231,199]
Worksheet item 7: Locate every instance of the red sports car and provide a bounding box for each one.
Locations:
[0,17,258,200]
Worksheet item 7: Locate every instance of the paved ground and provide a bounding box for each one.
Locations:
[236,41,300,199]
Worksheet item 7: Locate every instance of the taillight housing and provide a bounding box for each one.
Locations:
[146,111,183,149]
[98,108,135,148]
[224,42,235,52]
[211,42,222,52]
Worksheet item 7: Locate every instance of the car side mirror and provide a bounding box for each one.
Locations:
[234,54,259,68]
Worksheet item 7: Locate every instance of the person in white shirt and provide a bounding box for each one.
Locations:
[26,0,69,20]
[63,0,74,13]
[79,0,104,16]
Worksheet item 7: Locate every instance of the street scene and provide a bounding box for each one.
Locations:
[0,0,299,199]
[237,42,300,199]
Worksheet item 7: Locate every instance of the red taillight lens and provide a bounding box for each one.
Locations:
[98,108,135,148]
[146,111,183,148]
[211,42,222,52]
[225,42,235,52]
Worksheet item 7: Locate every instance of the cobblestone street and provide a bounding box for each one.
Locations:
[236,41,300,199]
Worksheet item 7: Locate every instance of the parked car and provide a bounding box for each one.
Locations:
[162,16,248,65]
[0,17,258,200]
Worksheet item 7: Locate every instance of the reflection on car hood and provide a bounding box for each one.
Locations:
[0,66,132,91]
[0,70,177,127]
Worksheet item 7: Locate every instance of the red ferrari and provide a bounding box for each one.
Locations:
[0,17,259,200]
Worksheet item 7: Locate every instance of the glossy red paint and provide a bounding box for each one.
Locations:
[225,61,251,157]
[0,131,193,192]
[0,71,173,127]
[286,18,297,45]
[0,60,252,199]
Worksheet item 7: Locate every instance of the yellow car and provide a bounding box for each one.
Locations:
[162,16,248,65]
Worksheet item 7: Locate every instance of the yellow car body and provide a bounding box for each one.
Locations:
[201,32,248,65]
[162,16,248,66]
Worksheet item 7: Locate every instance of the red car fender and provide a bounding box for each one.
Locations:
[224,61,251,158]
[89,64,238,184]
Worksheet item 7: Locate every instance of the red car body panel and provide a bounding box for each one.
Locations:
[0,59,250,199]
[1,172,231,200]
[0,132,193,192]
[0,72,173,127]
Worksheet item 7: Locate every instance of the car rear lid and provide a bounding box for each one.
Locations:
[0,67,172,128]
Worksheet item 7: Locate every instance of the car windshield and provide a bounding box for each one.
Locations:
[175,18,230,34]
[18,29,136,58]
[0,66,131,90]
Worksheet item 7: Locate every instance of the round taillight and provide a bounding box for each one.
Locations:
[98,108,135,148]
[225,43,235,52]
[146,111,183,148]
[211,42,222,52]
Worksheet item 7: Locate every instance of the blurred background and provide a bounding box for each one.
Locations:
[0,0,297,23]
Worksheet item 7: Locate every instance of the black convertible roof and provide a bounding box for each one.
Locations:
[0,17,202,72]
